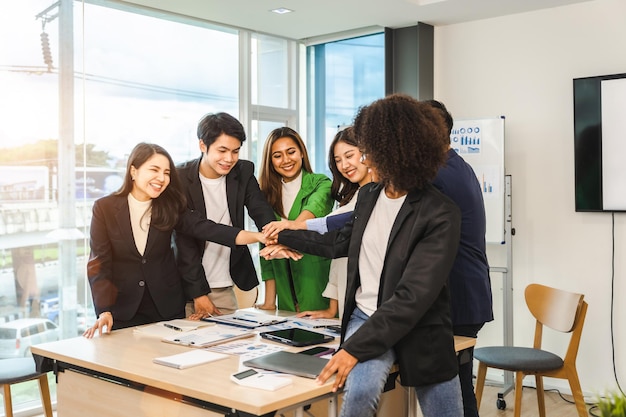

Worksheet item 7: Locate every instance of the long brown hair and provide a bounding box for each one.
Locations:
[328,127,361,207]
[115,142,186,231]
[259,127,313,218]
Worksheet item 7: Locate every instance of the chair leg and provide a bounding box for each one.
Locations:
[474,362,487,410]
[513,371,525,417]
[535,375,546,417]
[565,367,588,417]
[4,384,14,417]
[38,374,54,417]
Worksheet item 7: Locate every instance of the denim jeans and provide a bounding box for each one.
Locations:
[415,375,464,417]
[339,307,464,417]
[339,307,396,417]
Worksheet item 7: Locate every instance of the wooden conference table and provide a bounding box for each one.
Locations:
[31,310,475,417]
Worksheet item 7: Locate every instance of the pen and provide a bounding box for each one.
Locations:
[233,316,260,323]
[163,323,183,331]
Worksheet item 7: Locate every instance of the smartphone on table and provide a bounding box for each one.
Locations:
[299,346,336,357]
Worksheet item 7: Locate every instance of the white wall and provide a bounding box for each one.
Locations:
[435,0,626,397]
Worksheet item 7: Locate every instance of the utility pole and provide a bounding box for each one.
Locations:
[57,0,78,338]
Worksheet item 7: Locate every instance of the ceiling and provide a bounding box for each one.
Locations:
[121,0,594,41]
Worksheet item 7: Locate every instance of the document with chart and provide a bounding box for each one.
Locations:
[162,325,254,348]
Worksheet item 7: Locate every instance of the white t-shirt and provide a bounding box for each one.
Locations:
[321,188,360,319]
[127,193,151,256]
[356,190,406,316]
[200,174,233,288]
[281,171,303,219]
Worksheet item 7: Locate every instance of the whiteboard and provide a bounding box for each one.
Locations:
[450,117,505,244]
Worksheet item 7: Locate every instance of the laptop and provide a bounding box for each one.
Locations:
[243,351,329,379]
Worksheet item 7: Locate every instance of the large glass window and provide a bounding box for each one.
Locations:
[1,0,242,413]
[306,33,385,175]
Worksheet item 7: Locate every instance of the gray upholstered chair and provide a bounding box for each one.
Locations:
[0,357,53,417]
[474,283,588,417]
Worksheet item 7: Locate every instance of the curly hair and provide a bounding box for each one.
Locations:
[259,127,313,218]
[328,127,361,207]
[353,94,448,192]
[115,142,186,231]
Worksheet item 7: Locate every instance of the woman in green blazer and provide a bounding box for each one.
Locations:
[257,127,333,312]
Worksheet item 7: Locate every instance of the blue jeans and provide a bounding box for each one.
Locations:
[339,307,464,417]
[339,308,396,417]
[415,375,464,417]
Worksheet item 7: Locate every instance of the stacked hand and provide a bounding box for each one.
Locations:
[259,220,304,261]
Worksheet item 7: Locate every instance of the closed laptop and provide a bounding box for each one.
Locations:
[242,351,328,379]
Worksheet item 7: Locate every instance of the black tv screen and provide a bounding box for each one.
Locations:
[573,73,626,212]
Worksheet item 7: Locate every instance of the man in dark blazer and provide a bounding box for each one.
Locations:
[426,100,493,417]
[176,112,276,316]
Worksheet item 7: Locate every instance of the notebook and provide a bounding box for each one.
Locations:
[202,311,288,329]
[243,351,329,379]
[162,325,254,348]
[153,349,228,369]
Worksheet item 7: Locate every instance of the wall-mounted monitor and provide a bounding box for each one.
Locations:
[573,72,626,212]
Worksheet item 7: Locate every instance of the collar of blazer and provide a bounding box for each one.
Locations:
[179,156,245,222]
[111,194,158,256]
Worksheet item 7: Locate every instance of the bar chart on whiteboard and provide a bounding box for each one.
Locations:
[451,117,505,244]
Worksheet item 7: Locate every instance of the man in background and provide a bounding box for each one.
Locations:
[426,99,494,417]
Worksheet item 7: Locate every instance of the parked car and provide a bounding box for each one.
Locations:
[76,307,97,335]
[0,318,60,358]
[40,296,60,323]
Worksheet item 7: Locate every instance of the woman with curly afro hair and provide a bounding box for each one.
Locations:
[275,94,464,417]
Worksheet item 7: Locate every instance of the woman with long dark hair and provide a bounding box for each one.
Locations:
[256,127,333,312]
[84,142,266,337]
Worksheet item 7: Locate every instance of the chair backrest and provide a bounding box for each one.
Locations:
[525,283,588,363]
[525,283,584,332]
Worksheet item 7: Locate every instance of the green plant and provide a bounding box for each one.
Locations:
[597,391,626,417]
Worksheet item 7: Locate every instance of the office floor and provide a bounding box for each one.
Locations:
[33,383,596,417]
[277,384,596,417]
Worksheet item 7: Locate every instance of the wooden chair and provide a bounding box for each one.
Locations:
[0,358,53,417]
[474,283,588,417]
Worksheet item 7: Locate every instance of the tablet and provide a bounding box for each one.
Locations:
[260,327,335,347]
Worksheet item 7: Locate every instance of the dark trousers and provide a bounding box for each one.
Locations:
[454,323,484,417]
[113,287,184,330]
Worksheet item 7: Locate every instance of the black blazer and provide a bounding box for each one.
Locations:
[175,158,275,296]
[87,194,187,322]
[279,182,461,387]
[87,193,243,322]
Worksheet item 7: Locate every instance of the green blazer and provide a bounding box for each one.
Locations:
[260,170,333,312]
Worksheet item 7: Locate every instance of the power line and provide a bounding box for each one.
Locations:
[0,65,236,102]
